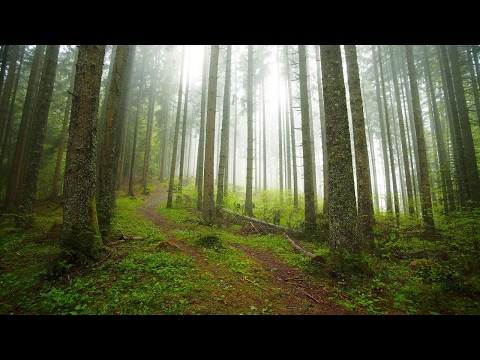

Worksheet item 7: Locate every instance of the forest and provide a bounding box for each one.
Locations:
[0,45,480,315]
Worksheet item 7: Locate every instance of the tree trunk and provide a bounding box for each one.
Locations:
[320,45,359,253]
[60,45,105,263]
[16,45,60,228]
[244,45,254,217]
[202,45,220,224]
[298,45,316,232]
[3,45,45,212]
[96,45,130,233]
[344,45,374,248]
[405,45,435,232]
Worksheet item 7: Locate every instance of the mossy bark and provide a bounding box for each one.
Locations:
[97,45,130,233]
[320,45,359,253]
[61,45,106,263]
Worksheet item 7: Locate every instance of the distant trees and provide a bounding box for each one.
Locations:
[1,43,480,264]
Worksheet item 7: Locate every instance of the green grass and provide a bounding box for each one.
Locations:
[1,182,480,315]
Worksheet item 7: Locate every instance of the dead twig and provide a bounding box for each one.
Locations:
[241,276,267,292]
[303,291,321,304]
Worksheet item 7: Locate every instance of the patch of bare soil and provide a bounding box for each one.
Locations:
[136,180,354,315]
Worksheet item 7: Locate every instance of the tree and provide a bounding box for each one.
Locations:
[167,46,185,209]
[59,45,105,266]
[141,46,159,195]
[16,45,60,228]
[244,45,254,217]
[320,45,359,253]
[216,45,232,209]
[344,45,374,248]
[51,46,78,199]
[3,45,45,212]
[128,50,146,197]
[298,45,316,232]
[97,45,130,233]
[202,45,219,224]
[405,45,435,232]
[196,45,208,210]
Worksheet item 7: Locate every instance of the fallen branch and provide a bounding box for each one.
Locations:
[283,232,315,258]
[303,291,321,304]
[241,276,267,292]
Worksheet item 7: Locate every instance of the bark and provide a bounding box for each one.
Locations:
[0,45,20,151]
[378,46,400,222]
[61,45,105,262]
[115,45,136,191]
[202,45,219,224]
[298,45,316,231]
[216,45,232,208]
[196,45,208,210]
[422,45,455,214]
[0,46,24,192]
[405,45,435,232]
[286,45,299,209]
[3,45,45,212]
[344,45,374,248]
[128,51,146,197]
[371,45,392,213]
[438,45,467,209]
[51,47,78,199]
[320,45,359,253]
[277,46,284,202]
[244,45,254,217]
[16,45,60,228]
[167,46,185,209]
[179,49,191,192]
[388,45,415,215]
[141,47,159,195]
[97,45,130,232]
[448,45,480,207]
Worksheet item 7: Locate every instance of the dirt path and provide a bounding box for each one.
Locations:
[136,180,353,315]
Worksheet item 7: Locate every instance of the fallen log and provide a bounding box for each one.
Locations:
[283,232,326,265]
[220,208,302,235]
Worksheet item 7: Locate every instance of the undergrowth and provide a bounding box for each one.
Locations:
[1,180,479,315]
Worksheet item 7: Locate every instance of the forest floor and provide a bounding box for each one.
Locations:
[135,180,359,315]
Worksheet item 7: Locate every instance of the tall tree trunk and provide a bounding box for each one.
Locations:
[284,45,298,209]
[3,45,45,212]
[51,47,78,199]
[314,45,326,214]
[298,45,316,232]
[216,45,232,209]
[320,45,359,253]
[0,45,20,150]
[179,49,191,192]
[448,45,480,207]
[405,45,435,232]
[0,46,24,193]
[96,45,130,233]
[276,46,284,203]
[128,51,146,197]
[422,45,455,214]
[378,46,400,223]
[244,45,255,217]
[196,45,208,210]
[60,45,105,264]
[202,45,220,224]
[371,45,392,214]
[438,45,467,209]
[344,45,374,248]
[389,45,415,216]
[141,47,159,195]
[16,45,60,228]
[115,45,136,191]
[167,46,186,209]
